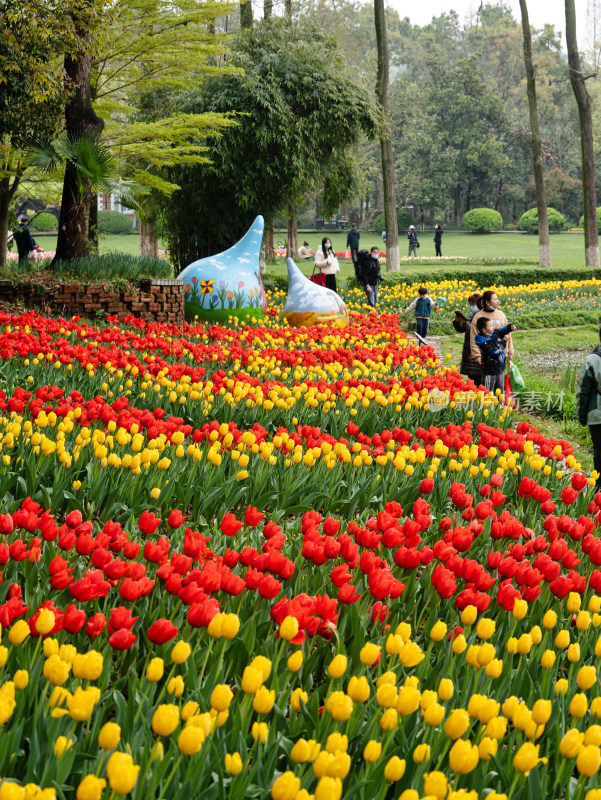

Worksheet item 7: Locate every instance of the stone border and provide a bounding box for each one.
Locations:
[0,278,184,325]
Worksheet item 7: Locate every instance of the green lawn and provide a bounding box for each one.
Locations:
[267,231,595,282]
[291,230,585,264]
[34,230,592,271]
[35,233,145,257]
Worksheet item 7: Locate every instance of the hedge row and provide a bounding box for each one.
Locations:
[263,264,601,295]
[381,264,601,288]
[429,308,601,335]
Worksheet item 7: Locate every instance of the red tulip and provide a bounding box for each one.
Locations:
[108,607,138,633]
[63,604,86,634]
[86,612,106,638]
[561,486,578,505]
[65,510,83,529]
[0,514,14,534]
[109,628,137,650]
[147,618,179,644]
[139,510,161,536]
[244,505,265,527]
[167,509,187,528]
[338,583,361,604]
[220,512,243,537]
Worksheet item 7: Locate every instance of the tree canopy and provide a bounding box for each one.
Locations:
[159,19,377,267]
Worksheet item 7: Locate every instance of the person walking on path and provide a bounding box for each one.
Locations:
[470,290,514,370]
[405,286,437,338]
[346,224,360,263]
[474,317,516,395]
[314,236,340,293]
[577,326,601,487]
[433,224,443,257]
[361,246,382,308]
[407,225,419,258]
[13,216,38,264]
[454,293,482,385]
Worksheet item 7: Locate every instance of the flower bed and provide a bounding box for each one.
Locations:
[0,308,599,799]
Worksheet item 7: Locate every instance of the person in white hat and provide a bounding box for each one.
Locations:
[407,225,419,258]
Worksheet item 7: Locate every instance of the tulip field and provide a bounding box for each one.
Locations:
[1,307,601,800]
[268,277,601,319]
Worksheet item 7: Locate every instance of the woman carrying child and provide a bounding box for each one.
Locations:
[469,290,514,381]
[453,292,482,385]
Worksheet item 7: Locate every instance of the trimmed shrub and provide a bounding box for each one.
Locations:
[29,212,58,232]
[98,210,134,235]
[372,209,414,234]
[383,264,600,288]
[519,207,566,234]
[462,208,503,233]
[579,207,601,233]
[429,308,601,336]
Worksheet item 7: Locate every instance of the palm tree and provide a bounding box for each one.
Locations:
[28,132,139,264]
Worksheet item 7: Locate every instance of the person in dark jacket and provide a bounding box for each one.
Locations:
[454,293,482,385]
[407,225,419,257]
[433,224,443,257]
[577,327,601,486]
[475,317,516,395]
[346,225,360,263]
[361,246,381,308]
[13,216,38,263]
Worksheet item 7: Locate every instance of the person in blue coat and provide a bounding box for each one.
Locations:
[474,316,516,395]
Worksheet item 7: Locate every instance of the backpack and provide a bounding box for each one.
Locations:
[355,249,370,282]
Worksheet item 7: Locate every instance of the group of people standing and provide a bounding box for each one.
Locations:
[308,223,445,309]
[380,225,444,258]
[312,231,382,308]
[455,290,515,394]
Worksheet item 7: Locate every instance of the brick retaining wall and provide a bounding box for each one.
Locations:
[0,278,184,325]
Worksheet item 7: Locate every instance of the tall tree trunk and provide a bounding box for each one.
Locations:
[53,7,104,265]
[565,0,600,267]
[374,0,399,272]
[0,174,21,271]
[261,219,274,274]
[519,0,550,267]
[264,0,272,18]
[286,205,298,259]
[284,0,292,23]
[454,186,461,228]
[240,0,253,28]
[140,218,159,258]
[88,194,99,253]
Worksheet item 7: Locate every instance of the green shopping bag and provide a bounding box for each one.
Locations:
[508,359,526,392]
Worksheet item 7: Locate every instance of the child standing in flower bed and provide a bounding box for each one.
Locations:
[475,316,517,394]
[405,286,437,338]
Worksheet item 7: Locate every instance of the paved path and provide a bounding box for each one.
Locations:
[408,333,443,358]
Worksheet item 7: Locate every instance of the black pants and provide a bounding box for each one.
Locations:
[350,246,358,262]
[590,425,601,485]
[325,274,337,292]
[416,317,429,338]
[435,242,442,257]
